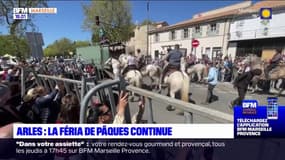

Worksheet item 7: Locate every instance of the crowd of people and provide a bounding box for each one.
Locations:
[0,47,284,134]
[0,56,147,141]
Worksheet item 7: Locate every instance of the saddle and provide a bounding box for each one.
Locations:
[165,66,180,77]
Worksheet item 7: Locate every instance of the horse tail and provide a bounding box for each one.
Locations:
[134,71,142,88]
[181,73,190,102]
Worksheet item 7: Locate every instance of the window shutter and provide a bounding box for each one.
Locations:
[169,32,171,40]
[181,30,184,39]
[207,25,210,35]
[216,23,220,34]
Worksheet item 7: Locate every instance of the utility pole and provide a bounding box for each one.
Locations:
[146,0,150,57]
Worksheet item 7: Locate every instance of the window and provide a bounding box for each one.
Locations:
[155,33,159,42]
[170,30,176,40]
[207,23,219,36]
[183,28,189,39]
[131,32,135,37]
[193,26,202,38]
[195,26,201,33]
[155,50,159,58]
[210,24,217,32]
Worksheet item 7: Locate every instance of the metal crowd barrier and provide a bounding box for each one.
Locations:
[21,66,98,102]
[21,67,232,124]
[80,77,131,124]
[126,86,233,123]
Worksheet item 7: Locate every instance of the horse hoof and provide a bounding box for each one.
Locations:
[189,99,196,104]
[166,105,175,111]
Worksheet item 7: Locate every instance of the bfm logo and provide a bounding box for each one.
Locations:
[13,8,28,14]
[13,8,28,20]
[242,100,258,115]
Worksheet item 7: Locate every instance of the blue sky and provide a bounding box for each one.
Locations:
[0,0,253,47]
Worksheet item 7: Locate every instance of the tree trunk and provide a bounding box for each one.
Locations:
[9,20,22,58]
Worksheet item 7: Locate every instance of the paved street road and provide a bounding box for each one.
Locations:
[127,78,285,124]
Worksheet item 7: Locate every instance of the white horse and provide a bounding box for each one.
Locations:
[162,71,190,110]
[141,64,162,90]
[186,63,207,82]
[105,57,121,79]
[106,56,143,101]
[119,54,128,69]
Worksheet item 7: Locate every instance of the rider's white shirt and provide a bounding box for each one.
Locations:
[245,66,251,72]
[127,56,137,66]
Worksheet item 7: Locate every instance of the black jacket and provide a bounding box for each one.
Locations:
[234,69,262,89]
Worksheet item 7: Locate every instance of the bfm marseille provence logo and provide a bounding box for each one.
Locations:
[242,100,258,115]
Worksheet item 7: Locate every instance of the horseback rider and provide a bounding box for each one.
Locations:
[265,49,283,79]
[186,53,196,68]
[152,56,160,66]
[122,51,138,76]
[160,44,183,85]
[136,49,145,69]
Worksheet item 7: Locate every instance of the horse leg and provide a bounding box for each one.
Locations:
[150,77,154,89]
[166,90,176,111]
[197,71,202,83]
[155,77,160,90]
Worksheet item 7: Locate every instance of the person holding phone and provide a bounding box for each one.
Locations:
[86,92,145,124]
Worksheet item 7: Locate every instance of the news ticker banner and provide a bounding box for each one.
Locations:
[13,124,233,139]
[234,98,285,138]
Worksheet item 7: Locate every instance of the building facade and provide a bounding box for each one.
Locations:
[126,24,159,56]
[148,1,252,59]
[228,1,285,59]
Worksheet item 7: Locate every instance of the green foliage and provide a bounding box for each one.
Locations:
[82,1,134,43]
[0,35,29,58]
[0,0,48,36]
[44,38,90,57]
[74,40,90,48]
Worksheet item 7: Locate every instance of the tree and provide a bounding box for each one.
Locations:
[82,1,134,43]
[43,38,90,57]
[0,0,48,36]
[44,38,73,57]
[0,0,47,57]
[74,40,90,48]
[0,35,29,57]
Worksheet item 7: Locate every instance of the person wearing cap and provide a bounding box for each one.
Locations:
[230,68,262,108]
[201,61,218,105]
[160,44,183,85]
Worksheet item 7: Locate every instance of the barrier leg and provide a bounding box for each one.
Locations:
[63,81,71,94]
[47,79,54,91]
[74,84,81,101]
[42,78,50,92]
[147,97,154,124]
[184,112,193,123]
[21,67,25,98]
[107,87,116,118]
[81,76,86,100]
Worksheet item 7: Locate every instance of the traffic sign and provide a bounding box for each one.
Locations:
[192,39,199,48]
